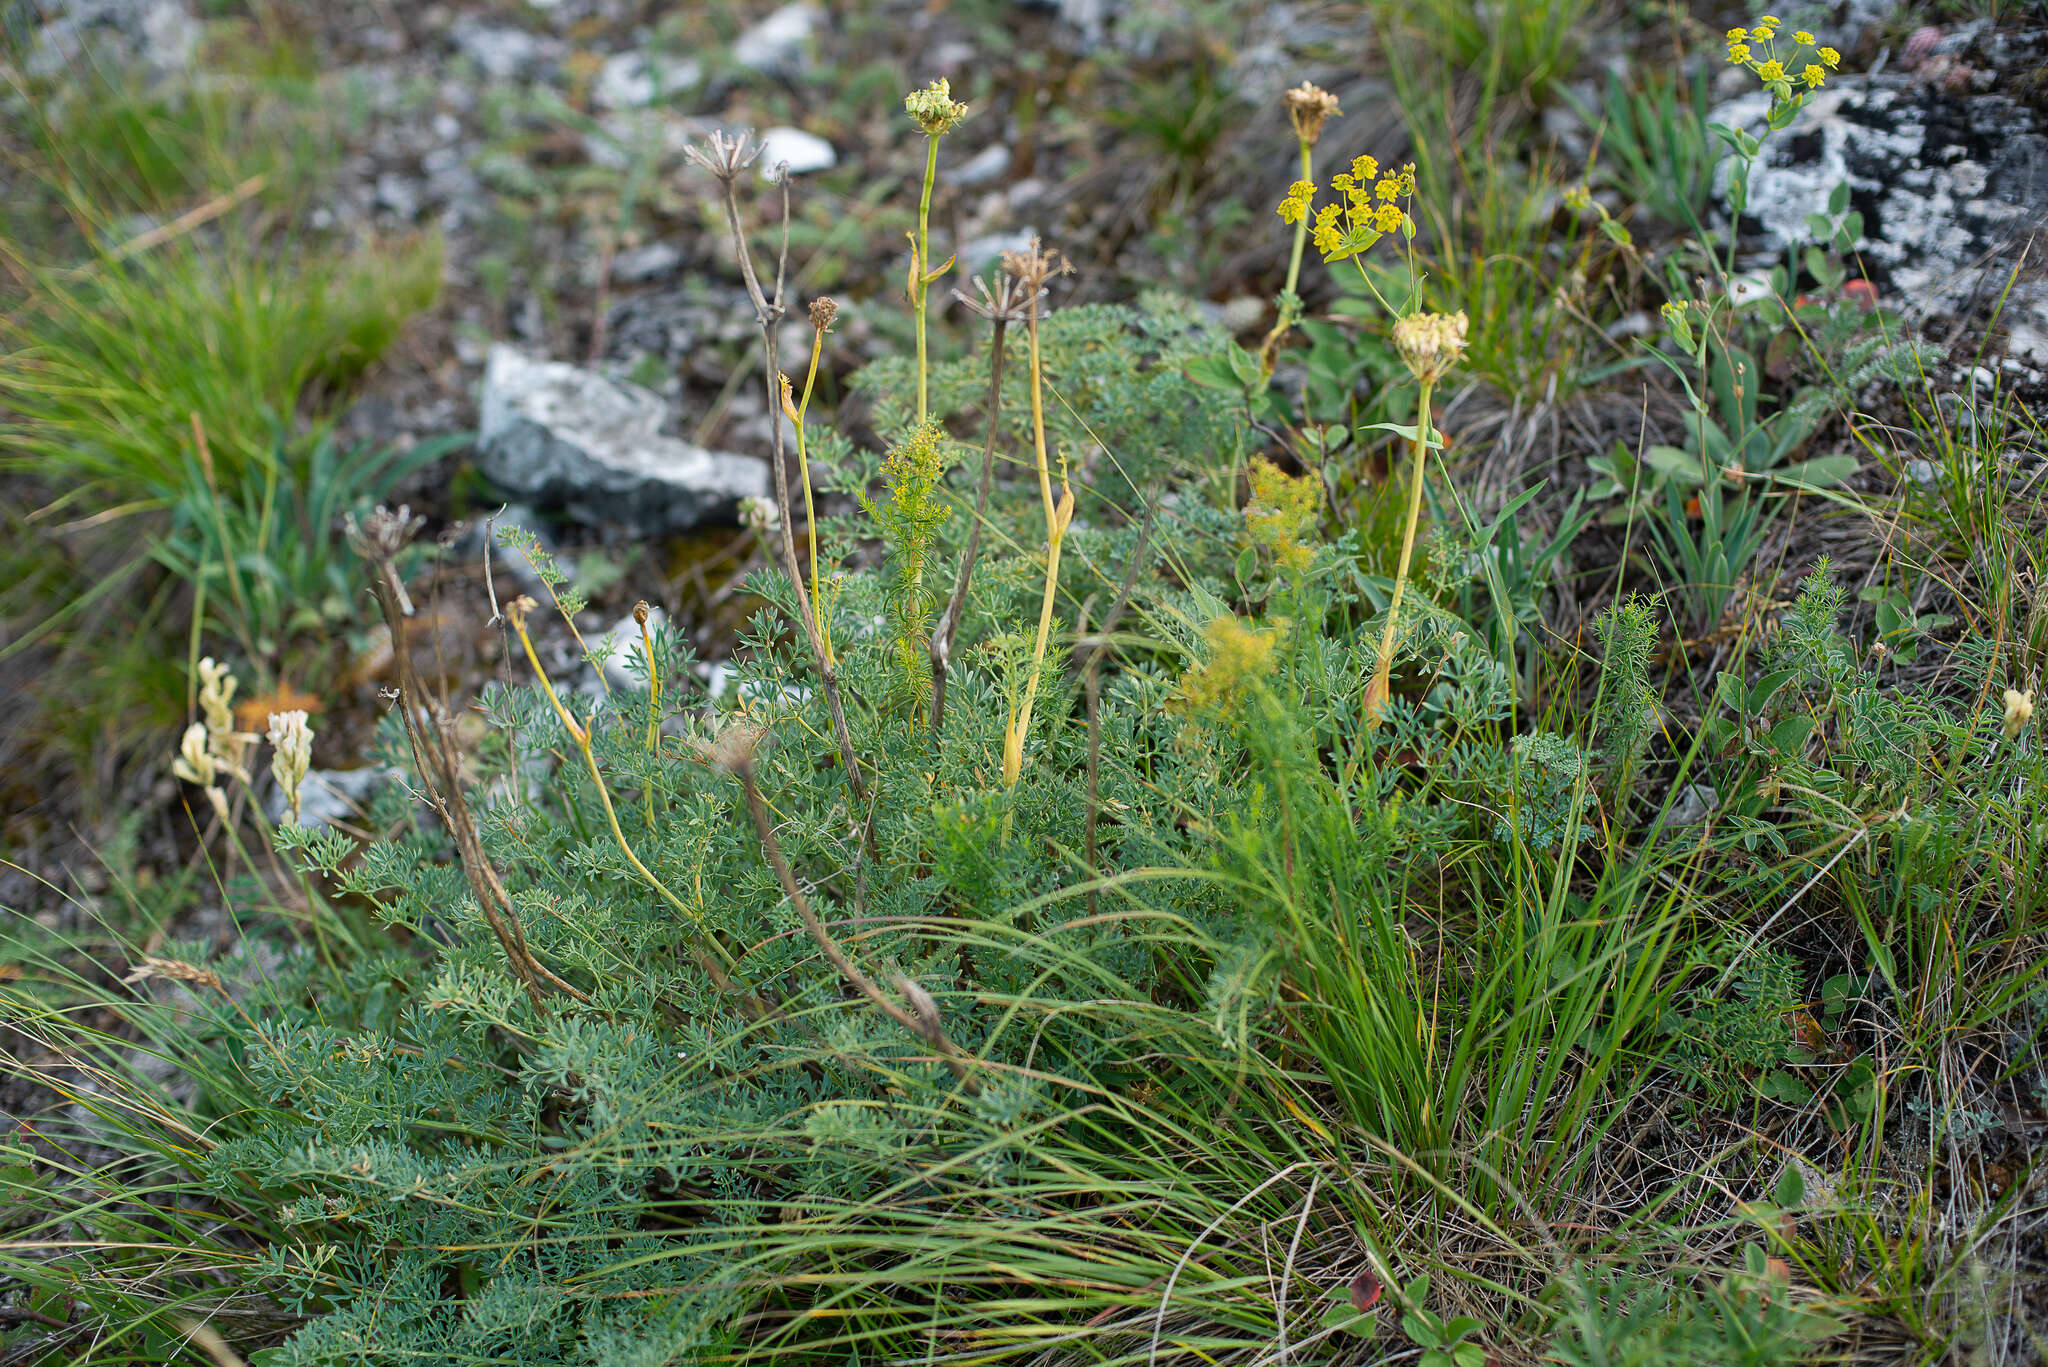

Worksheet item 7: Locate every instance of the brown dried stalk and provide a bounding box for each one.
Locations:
[346,506,588,1010]
[929,273,1039,734]
[687,131,866,804]
[712,724,980,1094]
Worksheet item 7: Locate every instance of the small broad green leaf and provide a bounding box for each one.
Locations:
[1319,1304,1378,1338]
[1765,716,1815,754]
[1775,1164,1806,1208]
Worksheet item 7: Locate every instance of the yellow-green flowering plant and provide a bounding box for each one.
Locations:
[1275,154,1468,725]
[903,78,971,426]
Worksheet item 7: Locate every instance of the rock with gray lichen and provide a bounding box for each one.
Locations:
[1712,72,2048,365]
[477,345,767,533]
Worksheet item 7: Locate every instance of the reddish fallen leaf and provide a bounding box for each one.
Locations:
[1843,278,1879,311]
[234,681,323,733]
[1349,1269,1382,1313]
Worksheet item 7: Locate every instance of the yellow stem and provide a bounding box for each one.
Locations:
[640,612,660,827]
[1367,375,1434,726]
[794,330,833,668]
[1003,309,1065,788]
[513,618,733,968]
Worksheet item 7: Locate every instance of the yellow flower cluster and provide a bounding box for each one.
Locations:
[1274,154,1416,262]
[1727,16,1840,90]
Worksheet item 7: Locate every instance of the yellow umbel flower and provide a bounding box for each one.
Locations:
[1350,153,1379,182]
[1277,179,1318,223]
[1802,65,1826,87]
[1820,45,1840,65]
[1793,30,1815,44]
[1757,58,1785,80]
[1728,41,1751,62]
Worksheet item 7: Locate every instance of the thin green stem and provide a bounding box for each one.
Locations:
[914,136,940,427]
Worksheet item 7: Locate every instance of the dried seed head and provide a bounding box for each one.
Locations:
[809,296,838,332]
[904,77,971,136]
[1000,236,1071,301]
[1391,309,1469,384]
[895,973,944,1036]
[683,128,763,183]
[697,717,767,773]
[124,956,224,993]
[953,272,1037,324]
[1283,81,1342,146]
[267,710,313,825]
[344,504,425,563]
[632,600,651,627]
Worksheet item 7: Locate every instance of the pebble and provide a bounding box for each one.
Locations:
[732,2,821,75]
[757,126,837,176]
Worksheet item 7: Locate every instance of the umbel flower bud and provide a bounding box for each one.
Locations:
[904,78,970,136]
[1392,310,1470,384]
[268,710,314,825]
[1283,81,1342,147]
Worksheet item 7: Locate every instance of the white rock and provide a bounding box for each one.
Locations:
[450,18,542,80]
[947,143,1012,188]
[1712,76,2048,364]
[756,126,836,177]
[610,241,683,282]
[959,228,1036,277]
[268,767,400,831]
[732,2,821,74]
[477,345,769,533]
[590,607,668,692]
[593,51,703,110]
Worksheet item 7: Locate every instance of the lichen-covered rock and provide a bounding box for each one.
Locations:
[1713,72,2048,364]
[477,345,767,533]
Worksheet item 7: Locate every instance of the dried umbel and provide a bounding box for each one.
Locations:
[1392,309,1470,384]
[1283,81,1342,147]
[903,77,971,136]
[268,709,313,825]
[1001,237,1071,297]
[682,127,765,184]
[808,296,838,332]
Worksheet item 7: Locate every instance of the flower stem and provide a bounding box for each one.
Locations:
[1002,305,1069,788]
[793,330,834,667]
[914,136,940,427]
[1366,374,1434,725]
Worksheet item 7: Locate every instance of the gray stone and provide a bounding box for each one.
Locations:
[268,766,401,831]
[610,240,683,283]
[450,17,542,80]
[1713,74,2048,363]
[1666,783,1719,827]
[757,125,836,176]
[732,1,821,74]
[374,171,422,221]
[947,142,1012,188]
[477,344,768,533]
[593,50,703,110]
[958,228,1036,278]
